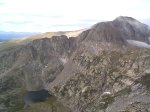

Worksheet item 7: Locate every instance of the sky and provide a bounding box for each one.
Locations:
[0,0,150,32]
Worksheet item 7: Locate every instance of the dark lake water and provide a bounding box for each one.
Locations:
[24,89,51,106]
[23,89,71,112]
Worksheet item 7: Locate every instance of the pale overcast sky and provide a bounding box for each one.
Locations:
[0,0,150,32]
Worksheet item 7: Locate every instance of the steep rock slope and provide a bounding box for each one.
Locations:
[49,16,150,112]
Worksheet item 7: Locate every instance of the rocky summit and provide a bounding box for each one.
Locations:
[0,16,150,112]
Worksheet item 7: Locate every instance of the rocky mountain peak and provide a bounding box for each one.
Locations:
[78,16,150,46]
[114,16,138,22]
[114,16,150,34]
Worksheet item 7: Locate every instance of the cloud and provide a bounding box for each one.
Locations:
[141,18,150,26]
[0,13,64,19]
[0,0,150,32]
[0,3,5,5]
[4,21,33,24]
[80,19,102,22]
[52,24,77,27]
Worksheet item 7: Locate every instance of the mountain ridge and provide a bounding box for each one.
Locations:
[0,16,150,112]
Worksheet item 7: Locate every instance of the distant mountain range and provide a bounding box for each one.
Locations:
[0,31,40,41]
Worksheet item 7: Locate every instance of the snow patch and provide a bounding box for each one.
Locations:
[44,65,48,68]
[101,92,112,98]
[127,40,150,49]
[102,92,111,95]
[90,44,99,55]
[59,57,67,64]
[148,37,150,43]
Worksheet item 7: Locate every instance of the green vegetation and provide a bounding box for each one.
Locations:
[0,41,19,52]
[0,89,25,112]
[141,73,150,90]
[0,74,25,112]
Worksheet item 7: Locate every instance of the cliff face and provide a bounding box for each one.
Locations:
[0,16,150,112]
[0,35,76,111]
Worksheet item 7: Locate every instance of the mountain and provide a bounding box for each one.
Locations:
[85,16,150,43]
[49,16,150,112]
[0,16,150,112]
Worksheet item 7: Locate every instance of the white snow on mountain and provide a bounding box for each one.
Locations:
[127,39,150,49]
